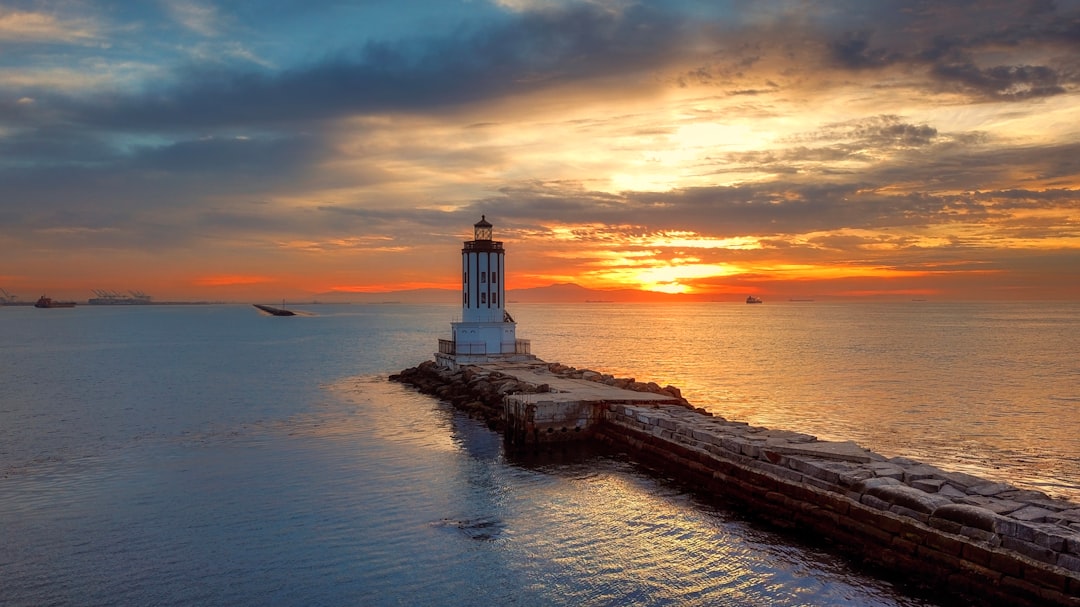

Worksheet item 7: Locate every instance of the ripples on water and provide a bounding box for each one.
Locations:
[1,302,1075,606]
[513,301,1080,501]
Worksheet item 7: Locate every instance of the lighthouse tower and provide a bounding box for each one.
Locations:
[436,216,531,368]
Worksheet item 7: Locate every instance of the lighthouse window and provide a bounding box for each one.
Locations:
[481,272,487,283]
[481,292,487,304]
[492,294,498,305]
[491,272,497,284]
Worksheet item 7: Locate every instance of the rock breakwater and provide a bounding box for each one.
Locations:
[391,358,1080,606]
[390,359,693,430]
[600,403,1080,607]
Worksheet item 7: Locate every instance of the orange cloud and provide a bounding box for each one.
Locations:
[193,274,272,287]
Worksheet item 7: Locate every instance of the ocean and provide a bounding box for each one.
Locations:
[1,301,1077,606]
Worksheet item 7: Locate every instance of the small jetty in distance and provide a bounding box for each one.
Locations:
[253,303,295,316]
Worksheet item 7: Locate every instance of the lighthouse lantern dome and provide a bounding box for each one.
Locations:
[474,215,493,241]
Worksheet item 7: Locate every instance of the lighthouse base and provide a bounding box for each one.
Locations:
[434,321,533,370]
[434,350,538,371]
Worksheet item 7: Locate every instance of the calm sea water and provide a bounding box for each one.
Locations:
[1,301,1076,606]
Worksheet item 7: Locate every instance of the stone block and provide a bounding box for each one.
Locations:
[890,534,919,556]
[912,478,947,493]
[999,575,1047,602]
[971,482,1014,497]
[996,518,1040,543]
[1032,528,1067,552]
[746,459,804,484]
[858,476,903,492]
[1051,510,1080,526]
[838,514,895,545]
[962,541,996,567]
[719,436,745,455]
[788,458,842,485]
[861,494,891,511]
[917,543,967,572]
[1020,559,1070,593]
[928,516,964,535]
[959,526,999,544]
[691,429,718,444]
[890,504,931,524]
[1067,535,1080,554]
[802,474,841,494]
[1011,505,1056,523]
[1057,552,1080,573]
[989,549,1024,578]
[1001,536,1057,565]
[1024,497,1075,513]
[939,470,988,490]
[866,483,954,514]
[1003,489,1052,503]
[903,464,944,483]
[836,468,874,489]
[924,529,966,556]
[869,462,905,480]
[761,449,788,466]
[932,503,1000,531]
[960,496,1027,515]
[938,484,968,499]
[814,490,852,516]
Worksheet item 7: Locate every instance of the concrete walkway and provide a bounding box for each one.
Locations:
[477,361,678,405]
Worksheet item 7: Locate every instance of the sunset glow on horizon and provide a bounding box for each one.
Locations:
[2,1,1079,302]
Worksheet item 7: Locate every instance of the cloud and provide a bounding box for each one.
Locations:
[163,0,222,37]
[830,31,902,69]
[932,62,1066,100]
[0,8,101,44]
[3,1,1078,299]
[41,4,684,130]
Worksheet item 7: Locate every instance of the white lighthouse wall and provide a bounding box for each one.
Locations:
[462,250,505,323]
[452,321,517,356]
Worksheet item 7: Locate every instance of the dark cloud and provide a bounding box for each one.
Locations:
[933,62,1065,99]
[830,31,903,69]
[131,134,322,174]
[818,1,1080,101]
[29,5,682,132]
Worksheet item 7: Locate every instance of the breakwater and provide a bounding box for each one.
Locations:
[391,359,1080,607]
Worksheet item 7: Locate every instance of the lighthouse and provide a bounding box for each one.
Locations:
[436,216,531,368]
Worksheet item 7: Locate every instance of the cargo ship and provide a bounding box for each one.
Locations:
[35,295,76,308]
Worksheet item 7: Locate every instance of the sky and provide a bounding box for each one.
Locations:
[2,0,1079,302]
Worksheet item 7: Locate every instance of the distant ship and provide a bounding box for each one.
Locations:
[35,295,76,308]
[745,295,763,304]
[88,290,152,305]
